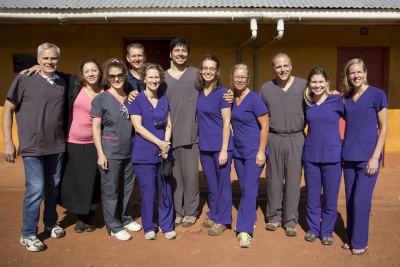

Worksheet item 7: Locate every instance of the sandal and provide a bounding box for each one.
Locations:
[342,243,350,249]
[351,246,368,256]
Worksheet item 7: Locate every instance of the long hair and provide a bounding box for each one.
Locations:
[76,58,103,87]
[194,54,222,91]
[342,58,368,97]
[102,58,127,89]
[304,66,332,106]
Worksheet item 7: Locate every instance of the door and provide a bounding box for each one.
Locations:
[123,38,171,70]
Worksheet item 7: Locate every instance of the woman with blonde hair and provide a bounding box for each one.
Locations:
[341,58,388,255]
[230,64,269,248]
[302,66,344,245]
[129,63,175,240]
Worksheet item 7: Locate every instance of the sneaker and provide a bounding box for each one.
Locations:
[208,224,227,236]
[111,229,132,241]
[144,231,156,240]
[202,218,215,228]
[237,232,252,248]
[265,221,281,231]
[20,236,46,252]
[181,216,197,227]
[321,237,333,245]
[125,221,142,232]
[165,231,177,240]
[74,220,85,233]
[45,225,65,239]
[304,232,317,242]
[285,226,297,237]
[175,216,183,226]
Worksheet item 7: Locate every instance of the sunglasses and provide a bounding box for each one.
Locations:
[153,121,167,130]
[108,73,125,80]
[120,104,129,119]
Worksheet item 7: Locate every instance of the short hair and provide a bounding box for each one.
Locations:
[194,54,222,91]
[342,58,368,97]
[271,52,292,67]
[126,43,146,56]
[76,58,103,88]
[103,58,127,89]
[169,37,190,53]
[303,66,333,106]
[140,63,165,83]
[37,42,60,59]
[231,63,250,88]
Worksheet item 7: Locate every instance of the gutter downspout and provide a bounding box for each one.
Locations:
[253,19,284,90]
[236,18,258,63]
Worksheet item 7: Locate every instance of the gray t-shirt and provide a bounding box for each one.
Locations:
[165,66,199,148]
[6,74,66,156]
[260,76,307,134]
[90,91,133,160]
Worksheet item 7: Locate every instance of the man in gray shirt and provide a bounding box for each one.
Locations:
[260,53,306,237]
[2,43,66,252]
[165,38,200,227]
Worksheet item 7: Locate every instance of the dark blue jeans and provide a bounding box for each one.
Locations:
[21,153,64,238]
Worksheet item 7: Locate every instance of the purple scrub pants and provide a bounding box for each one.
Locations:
[303,161,342,238]
[200,151,233,225]
[343,161,379,249]
[134,164,174,233]
[234,158,263,234]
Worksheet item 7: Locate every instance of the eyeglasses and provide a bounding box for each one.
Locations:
[153,121,167,130]
[108,73,125,80]
[233,76,249,81]
[201,66,217,73]
[120,104,129,119]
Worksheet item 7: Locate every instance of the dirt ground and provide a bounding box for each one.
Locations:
[0,153,399,267]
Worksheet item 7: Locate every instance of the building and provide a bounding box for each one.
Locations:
[1,1,399,153]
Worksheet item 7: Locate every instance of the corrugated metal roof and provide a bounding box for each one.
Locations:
[0,0,399,10]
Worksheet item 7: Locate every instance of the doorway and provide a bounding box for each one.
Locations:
[123,38,171,70]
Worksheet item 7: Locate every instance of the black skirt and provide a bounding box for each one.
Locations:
[61,142,101,214]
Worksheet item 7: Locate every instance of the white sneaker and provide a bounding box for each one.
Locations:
[20,236,46,252]
[238,232,252,248]
[144,231,156,240]
[111,229,132,241]
[165,231,177,240]
[125,221,142,232]
[46,225,65,239]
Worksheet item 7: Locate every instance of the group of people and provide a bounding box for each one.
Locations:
[2,38,387,255]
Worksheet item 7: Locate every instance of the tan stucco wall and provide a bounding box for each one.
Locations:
[0,23,399,151]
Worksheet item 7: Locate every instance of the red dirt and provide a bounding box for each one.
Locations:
[0,153,399,267]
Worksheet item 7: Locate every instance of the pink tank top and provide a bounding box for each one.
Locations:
[67,88,95,144]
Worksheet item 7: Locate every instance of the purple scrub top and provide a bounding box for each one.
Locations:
[128,92,169,164]
[231,90,268,159]
[342,86,388,161]
[302,94,344,163]
[196,86,233,152]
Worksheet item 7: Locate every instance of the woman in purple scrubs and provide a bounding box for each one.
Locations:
[195,55,233,237]
[129,63,175,241]
[302,67,343,245]
[231,64,269,248]
[342,58,388,255]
